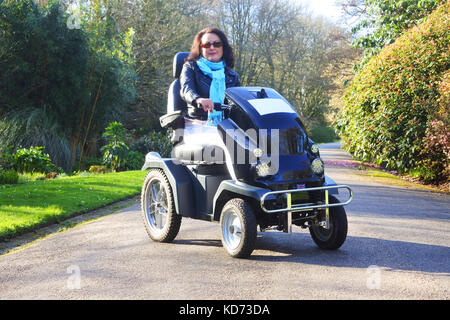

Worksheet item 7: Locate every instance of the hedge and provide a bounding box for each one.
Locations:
[337,2,449,183]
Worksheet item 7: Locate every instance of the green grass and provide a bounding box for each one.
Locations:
[356,169,446,193]
[0,170,147,241]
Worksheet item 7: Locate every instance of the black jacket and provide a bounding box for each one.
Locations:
[180,60,240,120]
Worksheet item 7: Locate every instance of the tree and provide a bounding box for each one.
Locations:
[0,0,137,171]
[71,0,137,167]
[110,0,203,133]
[212,0,357,128]
[339,0,446,65]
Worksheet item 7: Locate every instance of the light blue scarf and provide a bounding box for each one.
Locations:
[196,57,226,126]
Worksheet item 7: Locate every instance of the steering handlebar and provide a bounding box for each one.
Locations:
[213,103,231,112]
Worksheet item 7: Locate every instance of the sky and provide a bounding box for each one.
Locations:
[292,0,343,22]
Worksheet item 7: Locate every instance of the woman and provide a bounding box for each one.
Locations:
[180,28,240,123]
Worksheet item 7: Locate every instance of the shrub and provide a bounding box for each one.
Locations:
[416,119,449,182]
[73,157,104,172]
[0,146,15,171]
[101,121,130,172]
[417,70,450,183]
[309,126,339,143]
[337,2,449,183]
[89,165,108,174]
[125,150,145,171]
[0,169,19,185]
[131,131,172,158]
[13,146,61,174]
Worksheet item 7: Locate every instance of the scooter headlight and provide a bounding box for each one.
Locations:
[253,148,263,158]
[311,158,324,175]
[256,161,271,177]
[310,144,319,154]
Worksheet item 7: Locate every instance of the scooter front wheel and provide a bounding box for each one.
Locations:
[141,169,181,242]
[309,195,347,250]
[220,198,257,258]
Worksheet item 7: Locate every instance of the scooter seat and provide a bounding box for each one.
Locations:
[173,143,226,164]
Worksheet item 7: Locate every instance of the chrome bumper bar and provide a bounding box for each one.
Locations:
[260,185,353,233]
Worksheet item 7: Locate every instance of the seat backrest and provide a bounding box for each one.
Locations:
[167,52,189,113]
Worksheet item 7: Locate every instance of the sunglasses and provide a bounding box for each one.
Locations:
[201,41,223,49]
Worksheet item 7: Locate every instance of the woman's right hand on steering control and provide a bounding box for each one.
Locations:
[196,98,214,113]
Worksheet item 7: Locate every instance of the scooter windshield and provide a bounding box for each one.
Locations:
[224,86,309,156]
[279,127,305,155]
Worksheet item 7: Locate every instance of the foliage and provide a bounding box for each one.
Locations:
[0,146,15,171]
[309,126,339,143]
[13,146,61,174]
[343,0,445,66]
[100,122,167,171]
[0,0,137,172]
[416,119,449,182]
[0,0,84,170]
[101,0,356,132]
[124,150,145,171]
[337,2,449,183]
[214,0,357,127]
[72,156,103,173]
[89,165,108,174]
[0,0,359,167]
[131,131,173,158]
[0,169,19,185]
[111,0,201,132]
[100,121,129,171]
[1,145,62,174]
[417,70,450,183]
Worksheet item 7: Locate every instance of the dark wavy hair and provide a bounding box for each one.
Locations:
[187,28,235,68]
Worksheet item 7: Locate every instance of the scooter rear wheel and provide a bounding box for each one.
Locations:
[141,169,181,242]
[220,198,257,258]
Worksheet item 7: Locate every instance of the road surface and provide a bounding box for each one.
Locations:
[0,143,449,299]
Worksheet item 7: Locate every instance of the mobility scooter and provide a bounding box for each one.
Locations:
[141,52,353,258]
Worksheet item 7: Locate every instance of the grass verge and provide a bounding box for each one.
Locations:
[0,170,147,241]
[355,169,445,192]
[0,196,139,256]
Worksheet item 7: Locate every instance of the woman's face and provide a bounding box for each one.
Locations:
[200,32,223,63]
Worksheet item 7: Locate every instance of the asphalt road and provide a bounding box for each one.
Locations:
[0,143,449,300]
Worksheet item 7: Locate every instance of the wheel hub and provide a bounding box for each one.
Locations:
[145,179,168,232]
[222,210,242,250]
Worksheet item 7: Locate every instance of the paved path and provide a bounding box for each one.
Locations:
[0,143,449,299]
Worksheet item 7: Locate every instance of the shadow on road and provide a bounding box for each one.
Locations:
[173,239,222,247]
[250,232,450,274]
[168,232,449,274]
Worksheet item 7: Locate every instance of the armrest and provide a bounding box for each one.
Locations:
[159,111,184,129]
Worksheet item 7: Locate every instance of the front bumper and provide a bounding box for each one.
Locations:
[260,185,353,233]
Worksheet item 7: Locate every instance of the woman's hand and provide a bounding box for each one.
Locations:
[196,98,214,113]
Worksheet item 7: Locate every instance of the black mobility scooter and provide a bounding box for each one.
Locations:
[141,52,353,258]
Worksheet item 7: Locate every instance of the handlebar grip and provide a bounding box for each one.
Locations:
[213,103,232,111]
[213,103,223,111]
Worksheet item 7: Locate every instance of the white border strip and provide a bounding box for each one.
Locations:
[248,98,296,116]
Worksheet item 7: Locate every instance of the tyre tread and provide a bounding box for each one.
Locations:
[141,169,181,243]
[220,198,257,258]
[309,195,348,250]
